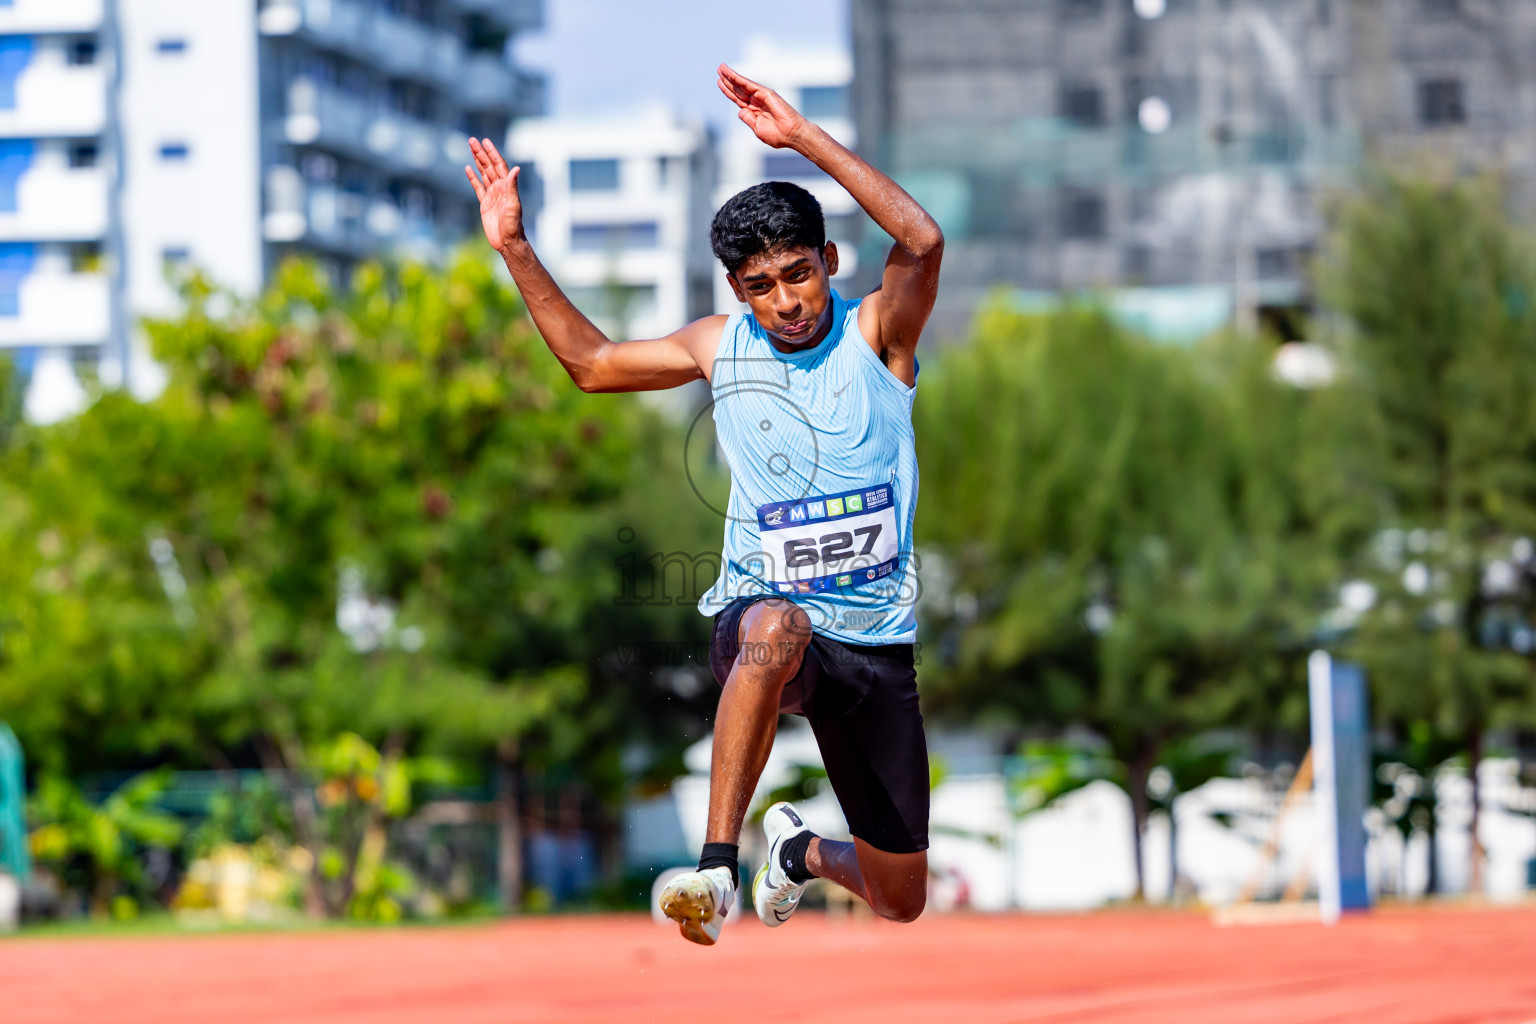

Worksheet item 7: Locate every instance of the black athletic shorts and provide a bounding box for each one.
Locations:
[708,596,930,855]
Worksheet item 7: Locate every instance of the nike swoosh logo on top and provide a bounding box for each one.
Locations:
[774,906,794,921]
[832,381,851,398]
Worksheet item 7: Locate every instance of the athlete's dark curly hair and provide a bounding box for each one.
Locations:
[710,181,826,274]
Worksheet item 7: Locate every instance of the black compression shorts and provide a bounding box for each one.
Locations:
[708,596,930,855]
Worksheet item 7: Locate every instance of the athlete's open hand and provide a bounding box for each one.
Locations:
[717,63,807,150]
[465,137,523,254]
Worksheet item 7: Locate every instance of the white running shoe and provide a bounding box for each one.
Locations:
[657,866,736,946]
[753,801,813,928]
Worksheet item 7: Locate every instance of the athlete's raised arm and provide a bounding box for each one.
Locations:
[465,137,718,393]
[717,64,943,366]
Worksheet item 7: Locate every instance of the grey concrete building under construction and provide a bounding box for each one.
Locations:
[852,0,1536,339]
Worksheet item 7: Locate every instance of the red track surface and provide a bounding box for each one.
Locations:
[4,905,1535,1023]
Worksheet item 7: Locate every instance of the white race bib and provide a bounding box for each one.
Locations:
[755,484,900,593]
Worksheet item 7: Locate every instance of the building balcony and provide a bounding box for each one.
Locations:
[372,9,463,85]
[367,113,470,189]
[0,271,111,348]
[268,185,375,257]
[284,78,474,189]
[260,0,371,57]
[0,165,109,242]
[260,0,466,88]
[887,122,1362,185]
[444,0,543,33]
[452,58,543,117]
[366,115,433,170]
[0,63,107,139]
[457,54,519,112]
[264,170,461,259]
[512,70,547,118]
[0,0,103,34]
[284,77,373,155]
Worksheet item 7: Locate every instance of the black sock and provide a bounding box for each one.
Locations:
[697,842,739,888]
[780,829,817,884]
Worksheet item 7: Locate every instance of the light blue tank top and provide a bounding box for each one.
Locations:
[698,289,919,646]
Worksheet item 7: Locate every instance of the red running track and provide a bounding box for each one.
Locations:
[3,905,1535,1023]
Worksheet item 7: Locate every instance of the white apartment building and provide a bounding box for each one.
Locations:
[511,107,714,340]
[0,0,115,416]
[714,37,859,315]
[2,0,543,421]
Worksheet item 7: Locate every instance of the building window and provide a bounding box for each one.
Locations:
[1061,84,1105,128]
[68,142,98,168]
[387,80,433,118]
[823,213,858,242]
[390,181,433,220]
[0,138,32,212]
[969,172,1029,240]
[0,241,35,317]
[566,283,658,323]
[1419,78,1465,126]
[800,85,849,119]
[301,54,340,89]
[1318,75,1337,128]
[1128,185,1157,223]
[515,162,542,212]
[67,38,98,65]
[466,14,510,55]
[301,152,337,183]
[156,38,188,55]
[162,247,191,272]
[570,222,658,252]
[1123,245,1151,281]
[1250,132,1296,164]
[0,36,33,111]
[69,241,103,273]
[159,142,191,161]
[1121,17,1147,58]
[762,152,822,179]
[656,155,670,187]
[1256,247,1294,279]
[1061,190,1106,241]
[569,158,620,192]
[461,111,502,141]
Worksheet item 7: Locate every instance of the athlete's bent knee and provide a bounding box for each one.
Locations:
[869,887,926,924]
[744,599,811,641]
[739,599,812,669]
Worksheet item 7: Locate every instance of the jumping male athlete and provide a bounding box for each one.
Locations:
[465,63,943,945]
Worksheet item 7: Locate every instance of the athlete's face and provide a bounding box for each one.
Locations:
[727,242,840,352]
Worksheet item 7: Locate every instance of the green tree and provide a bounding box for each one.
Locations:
[1371,723,1464,896]
[0,254,718,913]
[915,305,1356,897]
[1322,175,1536,891]
[0,351,21,447]
[28,769,183,918]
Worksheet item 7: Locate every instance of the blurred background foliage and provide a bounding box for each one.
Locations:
[0,250,720,917]
[910,173,1536,899]
[912,298,1368,895]
[4,174,1536,918]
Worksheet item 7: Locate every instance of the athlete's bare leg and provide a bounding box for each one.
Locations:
[807,837,927,922]
[704,600,812,845]
[704,600,926,923]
